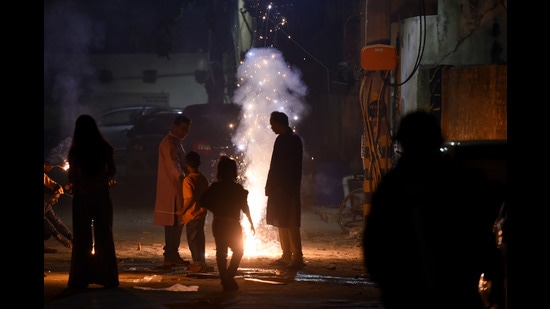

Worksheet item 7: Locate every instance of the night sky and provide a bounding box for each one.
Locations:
[44,0,209,55]
[44,0,331,58]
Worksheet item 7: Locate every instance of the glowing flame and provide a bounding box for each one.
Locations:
[240,155,280,259]
[91,219,95,255]
[55,160,70,171]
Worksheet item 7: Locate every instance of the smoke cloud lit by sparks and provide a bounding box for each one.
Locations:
[44,1,105,162]
[232,47,309,258]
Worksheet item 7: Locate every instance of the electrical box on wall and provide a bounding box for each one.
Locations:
[361,44,396,71]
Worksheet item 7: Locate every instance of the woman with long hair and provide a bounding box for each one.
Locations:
[66,114,119,289]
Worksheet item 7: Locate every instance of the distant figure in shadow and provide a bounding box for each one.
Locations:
[200,156,255,291]
[66,114,119,289]
[44,163,72,253]
[363,111,492,309]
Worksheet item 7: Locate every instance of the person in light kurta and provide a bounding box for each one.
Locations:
[153,114,191,267]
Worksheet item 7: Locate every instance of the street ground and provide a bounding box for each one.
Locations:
[44,183,383,308]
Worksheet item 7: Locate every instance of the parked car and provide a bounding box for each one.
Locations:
[181,103,242,181]
[125,107,185,186]
[124,104,242,205]
[125,103,242,181]
[96,105,158,160]
[44,105,158,164]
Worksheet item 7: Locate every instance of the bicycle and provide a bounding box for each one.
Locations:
[338,177,365,234]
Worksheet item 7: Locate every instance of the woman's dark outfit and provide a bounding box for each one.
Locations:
[67,128,119,289]
[200,180,250,291]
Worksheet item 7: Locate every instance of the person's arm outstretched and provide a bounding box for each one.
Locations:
[245,210,255,235]
[241,189,255,235]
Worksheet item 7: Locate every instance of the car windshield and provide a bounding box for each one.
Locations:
[131,111,183,135]
[97,106,157,126]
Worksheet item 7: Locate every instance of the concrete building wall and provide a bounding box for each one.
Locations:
[399,0,507,114]
[84,53,211,110]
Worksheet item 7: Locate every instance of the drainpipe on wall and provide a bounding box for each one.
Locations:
[342,175,355,209]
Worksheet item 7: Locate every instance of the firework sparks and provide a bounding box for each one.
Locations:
[232,47,308,258]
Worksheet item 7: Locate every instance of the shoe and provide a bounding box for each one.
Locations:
[221,276,239,291]
[163,260,189,267]
[287,259,306,269]
[44,246,58,254]
[269,257,291,266]
[187,262,207,273]
[163,256,190,267]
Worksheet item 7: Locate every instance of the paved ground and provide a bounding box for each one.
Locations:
[43,184,383,308]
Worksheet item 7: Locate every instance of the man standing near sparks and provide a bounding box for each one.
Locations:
[153,115,192,267]
[265,111,305,269]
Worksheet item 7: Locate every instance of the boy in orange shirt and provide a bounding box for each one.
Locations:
[180,151,209,273]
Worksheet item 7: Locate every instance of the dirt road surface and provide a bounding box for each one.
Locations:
[44,184,383,308]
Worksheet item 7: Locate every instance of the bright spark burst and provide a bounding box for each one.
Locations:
[232,47,308,259]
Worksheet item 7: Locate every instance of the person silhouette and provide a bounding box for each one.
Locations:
[153,115,192,267]
[44,163,72,253]
[200,156,255,291]
[66,114,119,289]
[363,110,490,309]
[265,111,305,269]
[180,151,209,273]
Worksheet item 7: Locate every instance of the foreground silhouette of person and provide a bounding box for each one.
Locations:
[66,114,119,289]
[200,156,255,291]
[363,111,491,309]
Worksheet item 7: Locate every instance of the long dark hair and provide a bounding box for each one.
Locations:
[68,114,115,180]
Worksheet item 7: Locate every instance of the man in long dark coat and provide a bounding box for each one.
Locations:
[265,111,305,269]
